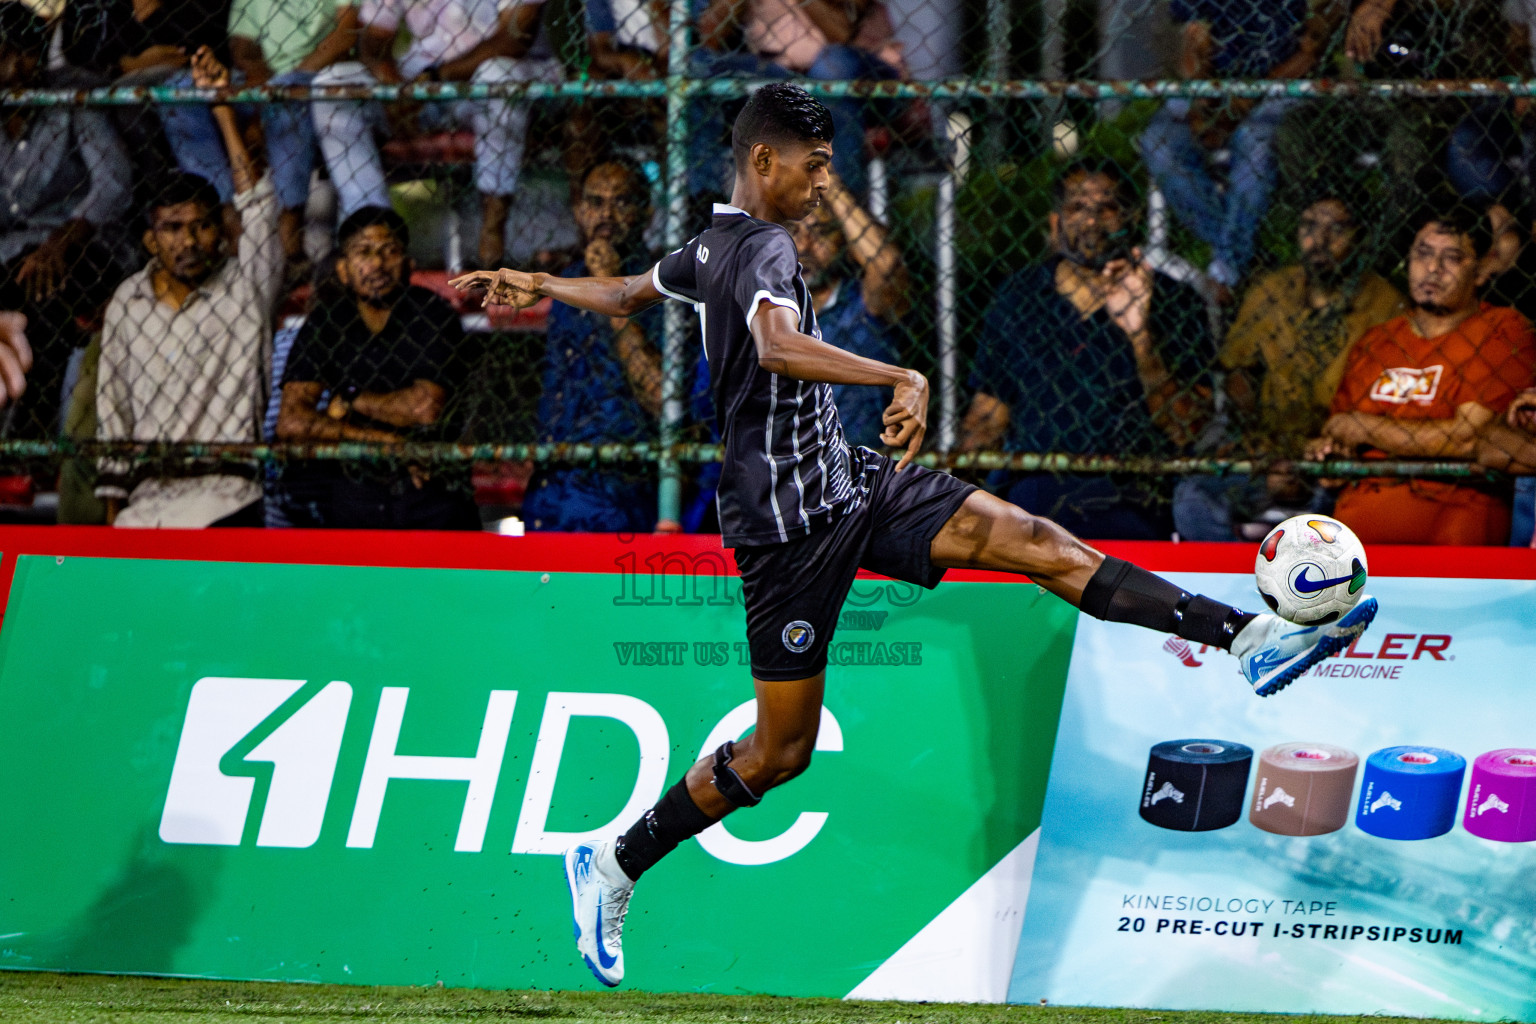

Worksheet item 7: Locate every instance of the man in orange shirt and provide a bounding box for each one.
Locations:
[1310,206,1536,544]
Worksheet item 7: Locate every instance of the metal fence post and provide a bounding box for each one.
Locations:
[657,0,695,528]
[935,111,968,452]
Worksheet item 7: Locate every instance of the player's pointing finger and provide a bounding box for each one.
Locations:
[448,271,494,292]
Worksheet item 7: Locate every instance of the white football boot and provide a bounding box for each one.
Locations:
[1231,596,1379,696]
[563,839,633,987]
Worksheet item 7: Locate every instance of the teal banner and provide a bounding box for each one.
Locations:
[0,554,1075,996]
[1012,573,1536,1021]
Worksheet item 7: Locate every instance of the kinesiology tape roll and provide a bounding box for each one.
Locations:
[1250,742,1359,836]
[1139,740,1253,831]
[1355,746,1465,840]
[1463,749,1536,843]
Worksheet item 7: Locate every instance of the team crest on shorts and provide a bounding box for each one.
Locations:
[782,620,815,653]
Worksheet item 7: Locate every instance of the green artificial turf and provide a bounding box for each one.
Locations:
[0,972,1493,1024]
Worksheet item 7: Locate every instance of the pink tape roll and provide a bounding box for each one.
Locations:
[1463,749,1536,843]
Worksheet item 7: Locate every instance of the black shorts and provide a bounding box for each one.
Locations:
[733,448,977,681]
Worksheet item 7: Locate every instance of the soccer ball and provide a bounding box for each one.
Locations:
[1253,515,1368,625]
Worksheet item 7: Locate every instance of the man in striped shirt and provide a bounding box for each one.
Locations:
[453,83,1379,988]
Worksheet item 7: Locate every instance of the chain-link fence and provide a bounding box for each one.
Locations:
[2,0,1536,541]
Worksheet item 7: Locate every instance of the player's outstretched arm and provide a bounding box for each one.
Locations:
[752,301,928,467]
[449,266,666,319]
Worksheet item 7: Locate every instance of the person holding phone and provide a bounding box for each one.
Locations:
[957,158,1215,540]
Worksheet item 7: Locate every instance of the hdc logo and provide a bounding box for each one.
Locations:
[159,678,841,865]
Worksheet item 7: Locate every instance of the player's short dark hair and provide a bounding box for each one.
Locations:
[1410,201,1492,259]
[731,83,835,170]
[0,2,48,58]
[1052,157,1137,214]
[336,205,411,251]
[144,172,223,227]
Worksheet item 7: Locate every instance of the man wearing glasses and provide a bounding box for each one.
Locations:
[1174,186,1405,540]
[274,205,478,529]
[522,156,673,532]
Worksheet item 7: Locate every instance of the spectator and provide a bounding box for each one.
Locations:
[585,0,667,80]
[522,156,665,532]
[51,0,138,83]
[787,173,908,447]
[96,46,283,528]
[275,206,478,529]
[568,0,667,190]
[1279,0,1516,253]
[688,0,906,196]
[1174,187,1405,539]
[112,0,235,192]
[0,0,131,435]
[957,159,1214,540]
[1443,1,1535,212]
[1478,386,1536,546]
[158,0,359,278]
[312,0,560,270]
[117,0,229,74]
[1139,0,1333,299]
[0,311,33,408]
[1310,205,1536,545]
[1345,0,1513,80]
[1477,199,1536,324]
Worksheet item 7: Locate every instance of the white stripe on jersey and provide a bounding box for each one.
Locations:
[650,261,694,304]
[764,371,788,543]
[788,379,809,528]
[815,384,841,514]
[745,289,801,332]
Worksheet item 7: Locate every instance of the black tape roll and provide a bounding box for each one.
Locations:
[1140,739,1254,832]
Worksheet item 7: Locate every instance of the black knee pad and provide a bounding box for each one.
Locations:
[711,740,762,808]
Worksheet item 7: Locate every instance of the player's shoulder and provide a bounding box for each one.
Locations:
[716,215,793,256]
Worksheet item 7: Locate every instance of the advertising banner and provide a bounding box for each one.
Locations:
[0,552,1074,997]
[1010,573,1536,1021]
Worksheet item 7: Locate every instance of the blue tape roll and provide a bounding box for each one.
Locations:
[1355,746,1466,840]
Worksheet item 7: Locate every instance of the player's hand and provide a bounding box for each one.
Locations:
[449,268,541,309]
[882,369,928,471]
[0,312,33,408]
[1507,387,1536,433]
[1103,248,1153,340]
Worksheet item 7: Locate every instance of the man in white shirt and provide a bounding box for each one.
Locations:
[312,0,560,269]
[95,47,284,528]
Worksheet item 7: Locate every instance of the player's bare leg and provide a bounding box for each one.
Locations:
[929,489,1103,604]
[680,673,825,817]
[564,673,824,986]
[930,490,1377,695]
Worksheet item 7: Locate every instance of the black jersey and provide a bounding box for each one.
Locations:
[653,203,860,546]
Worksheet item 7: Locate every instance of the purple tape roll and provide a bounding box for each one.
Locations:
[1463,749,1536,843]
